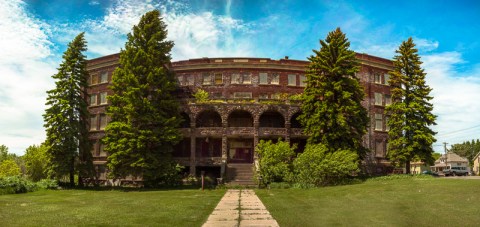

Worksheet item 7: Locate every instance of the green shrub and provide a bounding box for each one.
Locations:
[255,140,296,184]
[294,144,360,186]
[0,176,38,194]
[37,179,58,189]
[0,159,21,178]
[193,89,209,102]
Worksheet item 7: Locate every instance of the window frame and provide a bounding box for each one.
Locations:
[288,74,297,86]
[375,113,383,131]
[100,92,107,105]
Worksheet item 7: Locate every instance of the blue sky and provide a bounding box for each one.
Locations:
[1,0,479,155]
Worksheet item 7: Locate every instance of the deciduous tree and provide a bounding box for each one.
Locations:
[103,10,182,186]
[299,28,368,157]
[23,144,49,181]
[43,32,93,186]
[386,38,437,173]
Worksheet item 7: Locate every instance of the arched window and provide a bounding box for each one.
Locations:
[196,110,222,127]
[259,111,285,128]
[228,110,253,127]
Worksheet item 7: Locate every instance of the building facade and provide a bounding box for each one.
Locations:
[86,54,393,183]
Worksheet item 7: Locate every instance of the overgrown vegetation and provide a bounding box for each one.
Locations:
[193,88,209,102]
[0,176,58,195]
[255,140,296,184]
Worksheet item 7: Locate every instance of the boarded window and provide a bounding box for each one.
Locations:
[202,73,211,85]
[288,74,296,86]
[90,94,97,106]
[375,114,383,131]
[375,140,384,157]
[214,73,223,85]
[100,92,107,104]
[374,93,383,105]
[233,92,252,99]
[299,75,306,87]
[231,73,241,84]
[259,73,268,84]
[100,72,108,83]
[242,73,251,84]
[99,114,107,130]
[374,73,381,84]
[271,74,279,85]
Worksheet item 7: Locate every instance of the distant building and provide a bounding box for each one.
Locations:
[472,152,480,175]
[86,53,393,184]
[431,152,469,173]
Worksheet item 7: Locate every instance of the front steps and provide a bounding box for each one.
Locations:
[226,163,255,186]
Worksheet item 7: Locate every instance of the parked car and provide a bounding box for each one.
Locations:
[443,166,469,176]
[421,170,439,176]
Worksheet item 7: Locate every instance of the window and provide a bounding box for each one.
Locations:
[271,74,279,85]
[384,73,390,85]
[374,93,383,105]
[233,92,252,99]
[375,140,385,157]
[271,93,280,100]
[299,75,306,87]
[259,73,268,84]
[231,73,241,84]
[90,141,97,156]
[99,114,107,130]
[375,114,383,131]
[385,94,392,106]
[90,74,99,85]
[385,116,390,131]
[90,94,97,106]
[202,73,211,85]
[100,72,108,83]
[90,115,97,131]
[259,94,268,99]
[242,73,251,84]
[99,143,106,156]
[100,92,107,104]
[288,74,296,86]
[186,75,194,86]
[374,73,381,84]
[177,75,184,85]
[214,73,223,85]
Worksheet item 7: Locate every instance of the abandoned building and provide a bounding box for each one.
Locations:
[86,54,393,184]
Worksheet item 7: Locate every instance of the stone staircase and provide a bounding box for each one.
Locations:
[226,163,255,186]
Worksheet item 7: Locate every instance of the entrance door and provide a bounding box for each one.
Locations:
[228,139,253,163]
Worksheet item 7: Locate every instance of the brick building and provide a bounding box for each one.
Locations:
[86,53,393,183]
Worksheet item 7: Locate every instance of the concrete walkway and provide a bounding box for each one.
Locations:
[202,189,279,227]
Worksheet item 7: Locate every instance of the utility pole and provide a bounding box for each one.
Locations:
[443,142,448,172]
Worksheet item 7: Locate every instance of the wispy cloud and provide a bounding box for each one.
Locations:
[0,0,56,154]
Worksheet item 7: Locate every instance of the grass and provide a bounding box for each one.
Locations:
[256,177,480,227]
[0,188,225,226]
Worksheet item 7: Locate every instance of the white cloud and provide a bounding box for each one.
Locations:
[422,52,480,151]
[0,0,56,155]
[415,38,439,52]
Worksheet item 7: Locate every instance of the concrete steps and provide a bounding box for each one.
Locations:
[226,163,255,185]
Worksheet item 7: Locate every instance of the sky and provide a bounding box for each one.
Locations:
[1,0,479,155]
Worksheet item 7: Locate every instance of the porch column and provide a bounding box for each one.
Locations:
[221,118,228,178]
[190,122,196,176]
[285,120,291,143]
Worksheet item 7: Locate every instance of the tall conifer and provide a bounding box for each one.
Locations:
[299,28,369,157]
[43,33,93,186]
[386,38,437,173]
[103,10,182,185]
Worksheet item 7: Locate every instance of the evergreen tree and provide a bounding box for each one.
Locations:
[43,33,93,186]
[299,28,369,157]
[450,139,480,166]
[386,38,437,173]
[103,10,182,186]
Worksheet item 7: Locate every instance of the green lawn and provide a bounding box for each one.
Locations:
[256,177,480,227]
[0,188,225,226]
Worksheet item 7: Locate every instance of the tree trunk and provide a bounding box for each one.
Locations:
[70,157,75,187]
[405,159,411,174]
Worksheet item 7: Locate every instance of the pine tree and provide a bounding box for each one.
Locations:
[103,10,182,186]
[299,28,369,157]
[43,33,93,186]
[386,38,437,173]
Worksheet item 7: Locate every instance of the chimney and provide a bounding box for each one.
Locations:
[285,56,289,60]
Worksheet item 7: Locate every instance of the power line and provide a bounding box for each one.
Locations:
[435,124,480,137]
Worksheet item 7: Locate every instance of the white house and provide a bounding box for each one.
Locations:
[431,152,469,174]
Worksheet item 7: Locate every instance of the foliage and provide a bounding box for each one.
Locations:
[104,10,182,185]
[450,139,480,166]
[0,159,21,178]
[288,94,302,101]
[36,179,59,189]
[0,145,9,162]
[0,176,37,194]
[293,143,359,186]
[193,88,209,102]
[255,140,296,184]
[23,144,49,181]
[299,28,369,157]
[385,38,437,173]
[43,32,93,186]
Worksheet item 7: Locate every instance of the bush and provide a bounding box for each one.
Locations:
[37,179,59,189]
[294,144,360,186]
[0,159,21,178]
[193,89,209,102]
[255,140,296,184]
[0,176,38,195]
